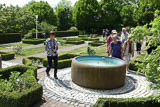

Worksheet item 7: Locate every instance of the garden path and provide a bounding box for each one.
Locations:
[8,42,88,64]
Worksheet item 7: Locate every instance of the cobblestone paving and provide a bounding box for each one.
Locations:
[39,68,154,107]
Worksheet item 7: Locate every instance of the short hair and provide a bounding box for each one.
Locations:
[50,31,55,35]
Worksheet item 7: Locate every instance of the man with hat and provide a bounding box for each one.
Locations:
[45,31,58,79]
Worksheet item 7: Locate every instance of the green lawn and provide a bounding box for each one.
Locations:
[0,43,32,50]
[61,44,108,56]
[16,43,74,57]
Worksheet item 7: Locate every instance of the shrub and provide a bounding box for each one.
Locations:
[93,97,160,107]
[0,33,21,44]
[0,65,42,107]
[54,31,79,37]
[68,26,78,31]
[81,37,99,41]
[43,58,72,69]
[65,40,85,45]
[79,35,88,38]
[22,39,46,45]
[65,37,81,41]
[43,53,79,68]
[0,51,15,60]
[22,57,44,66]
[88,41,105,46]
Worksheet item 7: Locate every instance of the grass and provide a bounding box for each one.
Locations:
[0,43,32,50]
[61,44,108,56]
[16,43,74,57]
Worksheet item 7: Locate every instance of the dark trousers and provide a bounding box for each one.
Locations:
[136,43,141,52]
[46,55,58,76]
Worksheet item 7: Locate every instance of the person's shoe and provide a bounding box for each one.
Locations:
[46,72,50,76]
[54,75,58,79]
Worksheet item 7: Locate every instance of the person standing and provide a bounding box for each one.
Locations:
[106,30,117,56]
[123,35,134,72]
[121,28,129,44]
[45,31,58,79]
[110,35,123,59]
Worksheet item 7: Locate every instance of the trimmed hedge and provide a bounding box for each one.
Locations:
[0,33,21,44]
[54,31,79,37]
[81,37,99,41]
[0,65,42,107]
[22,57,44,66]
[65,40,85,45]
[43,53,79,69]
[93,97,160,107]
[0,51,15,60]
[64,37,81,41]
[22,39,46,45]
[79,35,88,38]
[88,41,105,46]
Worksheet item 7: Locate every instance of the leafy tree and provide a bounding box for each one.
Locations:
[39,21,57,33]
[56,0,73,30]
[73,0,99,33]
[0,5,21,33]
[23,1,57,26]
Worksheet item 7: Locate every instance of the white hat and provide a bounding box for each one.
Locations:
[112,30,117,34]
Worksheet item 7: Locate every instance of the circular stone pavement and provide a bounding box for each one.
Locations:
[39,68,155,107]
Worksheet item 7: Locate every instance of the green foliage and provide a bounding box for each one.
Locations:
[39,21,57,34]
[12,43,23,55]
[130,25,149,43]
[64,37,81,41]
[65,40,85,45]
[56,0,73,30]
[22,38,46,45]
[73,0,99,32]
[81,37,99,41]
[0,65,42,107]
[88,41,105,46]
[69,26,78,31]
[43,53,79,68]
[22,57,43,67]
[0,33,21,44]
[93,97,160,107]
[0,51,15,60]
[87,47,96,56]
[24,1,57,26]
[54,31,79,37]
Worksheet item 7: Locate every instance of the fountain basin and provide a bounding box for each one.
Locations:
[71,56,126,89]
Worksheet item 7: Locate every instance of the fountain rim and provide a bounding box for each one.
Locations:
[73,56,126,68]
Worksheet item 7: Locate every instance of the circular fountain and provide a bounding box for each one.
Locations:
[71,56,126,89]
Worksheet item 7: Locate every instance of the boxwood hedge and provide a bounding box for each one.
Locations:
[0,65,42,107]
[22,57,44,66]
[0,33,21,44]
[93,97,160,107]
[22,39,46,45]
[65,40,85,45]
[0,51,15,60]
[43,53,79,69]
[81,37,99,41]
[88,41,105,46]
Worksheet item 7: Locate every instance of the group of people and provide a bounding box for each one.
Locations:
[106,28,137,72]
[44,28,143,79]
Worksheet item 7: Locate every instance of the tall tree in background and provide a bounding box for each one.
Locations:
[0,5,21,33]
[56,0,73,30]
[73,0,99,33]
[23,1,57,26]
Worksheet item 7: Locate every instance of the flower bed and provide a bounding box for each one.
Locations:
[0,65,42,107]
